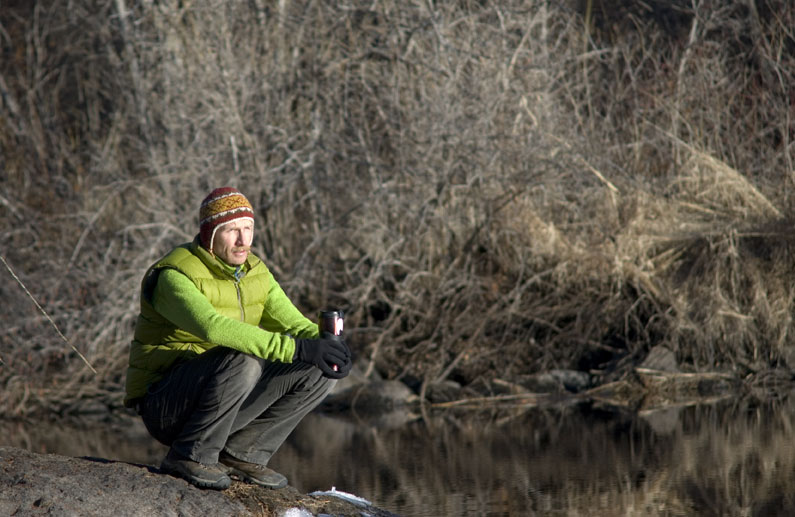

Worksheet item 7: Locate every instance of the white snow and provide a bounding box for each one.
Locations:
[280,509,314,517]
[308,486,373,507]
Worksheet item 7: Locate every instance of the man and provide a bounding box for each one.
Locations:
[124,187,352,490]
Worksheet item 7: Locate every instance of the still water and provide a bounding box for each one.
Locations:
[4,394,795,516]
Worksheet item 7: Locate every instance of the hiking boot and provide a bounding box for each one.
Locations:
[219,450,288,489]
[160,449,231,490]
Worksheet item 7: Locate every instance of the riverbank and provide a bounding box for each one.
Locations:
[6,344,785,429]
[5,385,795,516]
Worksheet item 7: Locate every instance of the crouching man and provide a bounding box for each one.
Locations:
[124,187,351,490]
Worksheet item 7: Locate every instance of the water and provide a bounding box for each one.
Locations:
[4,395,795,516]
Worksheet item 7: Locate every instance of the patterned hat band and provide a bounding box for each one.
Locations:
[199,187,255,252]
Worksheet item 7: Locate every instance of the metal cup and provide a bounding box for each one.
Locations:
[318,309,344,372]
[318,309,344,336]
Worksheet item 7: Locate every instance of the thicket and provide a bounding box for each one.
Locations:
[1,0,794,416]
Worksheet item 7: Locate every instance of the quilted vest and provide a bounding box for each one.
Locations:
[125,237,271,402]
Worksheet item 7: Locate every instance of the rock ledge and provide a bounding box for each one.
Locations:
[0,446,398,516]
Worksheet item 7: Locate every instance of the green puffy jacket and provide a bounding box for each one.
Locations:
[124,237,318,405]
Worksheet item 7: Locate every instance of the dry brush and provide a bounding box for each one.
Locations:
[1,0,794,416]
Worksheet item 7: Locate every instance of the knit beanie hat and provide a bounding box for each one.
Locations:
[199,187,255,251]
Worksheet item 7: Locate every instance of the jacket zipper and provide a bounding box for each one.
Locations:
[235,282,244,321]
[234,266,245,321]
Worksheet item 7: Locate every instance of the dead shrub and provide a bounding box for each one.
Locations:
[1,0,794,415]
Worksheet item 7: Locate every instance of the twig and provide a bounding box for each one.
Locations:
[431,392,549,409]
[1,255,97,374]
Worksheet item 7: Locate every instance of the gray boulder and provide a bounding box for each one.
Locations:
[0,446,397,517]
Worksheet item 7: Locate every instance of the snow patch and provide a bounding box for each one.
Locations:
[309,486,372,507]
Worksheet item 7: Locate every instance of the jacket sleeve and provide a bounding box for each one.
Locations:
[258,276,320,340]
[151,268,296,362]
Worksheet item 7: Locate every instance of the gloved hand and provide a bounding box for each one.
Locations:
[294,331,352,379]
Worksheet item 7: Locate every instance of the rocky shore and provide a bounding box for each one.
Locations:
[0,445,399,517]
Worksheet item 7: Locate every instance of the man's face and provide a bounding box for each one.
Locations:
[212,219,254,266]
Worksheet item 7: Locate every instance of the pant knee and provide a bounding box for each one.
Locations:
[302,367,337,396]
[226,351,264,387]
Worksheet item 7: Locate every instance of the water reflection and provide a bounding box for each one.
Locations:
[4,395,795,516]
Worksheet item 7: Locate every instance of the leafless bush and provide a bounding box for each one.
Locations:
[1,0,794,416]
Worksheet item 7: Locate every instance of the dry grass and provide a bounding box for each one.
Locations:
[1,0,794,416]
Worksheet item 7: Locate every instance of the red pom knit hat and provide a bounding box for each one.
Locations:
[199,187,255,251]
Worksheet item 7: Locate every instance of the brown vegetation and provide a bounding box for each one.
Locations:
[1,0,794,417]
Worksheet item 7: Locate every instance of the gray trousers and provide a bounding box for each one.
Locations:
[138,346,335,465]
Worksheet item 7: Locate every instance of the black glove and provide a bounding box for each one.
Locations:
[294,332,352,379]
